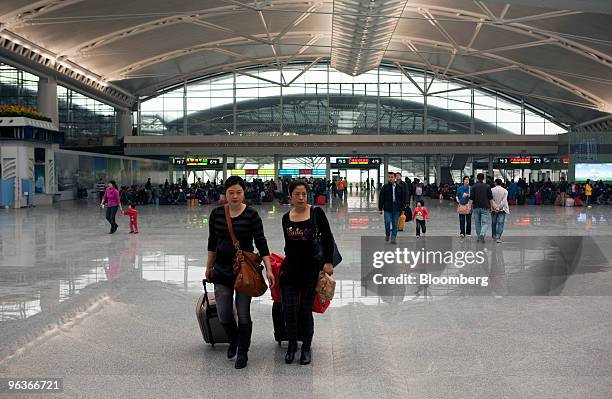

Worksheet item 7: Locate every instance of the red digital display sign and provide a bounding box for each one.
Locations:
[349,158,369,165]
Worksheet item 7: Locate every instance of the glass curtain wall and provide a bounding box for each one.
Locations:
[1,62,118,143]
[139,63,567,136]
[58,86,116,142]
[0,62,39,109]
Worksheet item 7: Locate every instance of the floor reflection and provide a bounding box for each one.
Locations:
[1,198,612,327]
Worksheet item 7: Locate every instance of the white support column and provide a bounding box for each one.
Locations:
[137,97,142,136]
[183,81,188,135]
[168,159,174,184]
[470,88,475,134]
[37,76,58,130]
[116,109,132,141]
[423,71,428,134]
[383,155,389,181]
[521,97,526,135]
[376,68,381,135]
[279,83,284,134]
[232,73,237,134]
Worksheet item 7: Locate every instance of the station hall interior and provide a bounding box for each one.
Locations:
[1,0,612,398]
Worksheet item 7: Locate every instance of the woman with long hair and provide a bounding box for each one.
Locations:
[281,180,335,365]
[100,180,122,234]
[205,176,275,369]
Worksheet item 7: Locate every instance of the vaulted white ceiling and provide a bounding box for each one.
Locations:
[0,0,611,125]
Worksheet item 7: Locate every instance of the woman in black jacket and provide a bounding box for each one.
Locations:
[205,176,275,369]
[281,180,335,365]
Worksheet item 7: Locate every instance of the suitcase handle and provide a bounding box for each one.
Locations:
[202,279,212,307]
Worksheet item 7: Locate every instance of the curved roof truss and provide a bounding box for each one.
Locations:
[0,0,610,124]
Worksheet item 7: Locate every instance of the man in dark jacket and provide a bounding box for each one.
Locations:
[404,176,413,208]
[470,173,493,242]
[395,172,408,205]
[379,172,405,244]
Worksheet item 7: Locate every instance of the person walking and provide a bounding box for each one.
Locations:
[396,172,409,229]
[379,172,405,244]
[491,179,509,243]
[414,179,424,204]
[122,203,139,234]
[412,200,429,238]
[100,180,122,234]
[337,177,346,200]
[558,176,568,206]
[96,178,106,203]
[404,177,413,208]
[281,180,336,365]
[204,176,275,369]
[470,173,493,243]
[455,176,472,238]
[585,179,593,208]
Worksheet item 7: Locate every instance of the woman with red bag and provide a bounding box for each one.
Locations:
[281,180,335,366]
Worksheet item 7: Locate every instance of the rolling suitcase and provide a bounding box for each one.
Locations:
[195,279,229,346]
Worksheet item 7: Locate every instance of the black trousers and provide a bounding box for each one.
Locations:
[105,206,118,229]
[281,272,318,351]
[416,219,426,236]
[459,213,472,235]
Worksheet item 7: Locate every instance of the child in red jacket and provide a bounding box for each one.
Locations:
[122,203,139,233]
[412,200,429,238]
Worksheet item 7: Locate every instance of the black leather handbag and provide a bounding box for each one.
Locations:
[311,206,342,268]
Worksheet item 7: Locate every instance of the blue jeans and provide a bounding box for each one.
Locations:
[473,208,489,238]
[384,204,400,239]
[491,212,506,239]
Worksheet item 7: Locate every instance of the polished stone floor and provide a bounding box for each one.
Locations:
[1,193,611,398]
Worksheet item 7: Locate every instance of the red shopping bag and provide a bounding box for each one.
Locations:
[312,293,331,314]
[269,252,331,313]
[270,253,284,302]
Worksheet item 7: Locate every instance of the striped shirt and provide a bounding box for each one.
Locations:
[207,205,270,284]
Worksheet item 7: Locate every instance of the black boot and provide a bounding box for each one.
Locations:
[235,322,252,369]
[299,349,312,365]
[221,322,239,359]
[285,340,298,364]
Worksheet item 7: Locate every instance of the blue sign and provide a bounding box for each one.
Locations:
[279,169,299,175]
[312,169,326,175]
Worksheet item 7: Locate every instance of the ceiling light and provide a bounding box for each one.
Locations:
[331,0,408,76]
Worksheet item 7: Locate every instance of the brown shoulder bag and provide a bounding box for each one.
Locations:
[224,205,267,297]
